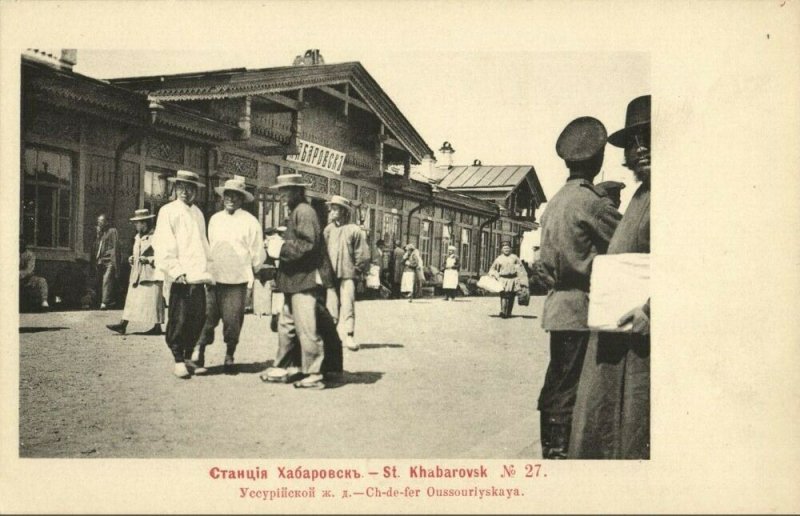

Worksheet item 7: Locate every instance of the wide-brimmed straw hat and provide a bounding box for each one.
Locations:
[215,175,254,202]
[269,173,313,190]
[326,195,352,210]
[129,208,156,221]
[265,225,288,236]
[447,245,457,252]
[608,95,651,148]
[168,170,206,188]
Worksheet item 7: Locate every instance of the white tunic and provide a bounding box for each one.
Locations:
[207,209,266,285]
[153,199,212,284]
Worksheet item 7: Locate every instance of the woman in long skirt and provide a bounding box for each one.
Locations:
[107,208,164,335]
[489,241,525,318]
[441,245,460,300]
[400,244,424,302]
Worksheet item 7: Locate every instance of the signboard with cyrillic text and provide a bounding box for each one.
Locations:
[286,139,346,174]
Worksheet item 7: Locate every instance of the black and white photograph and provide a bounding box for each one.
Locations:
[1,1,798,514]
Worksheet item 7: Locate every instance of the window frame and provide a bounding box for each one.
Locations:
[22,145,76,250]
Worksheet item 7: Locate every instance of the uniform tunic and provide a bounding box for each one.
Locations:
[536,177,620,430]
[570,183,650,459]
[540,178,621,331]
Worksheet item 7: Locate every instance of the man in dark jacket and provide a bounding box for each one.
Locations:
[262,174,335,390]
[537,117,622,459]
[93,213,120,309]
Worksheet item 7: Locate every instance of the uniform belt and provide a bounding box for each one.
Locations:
[499,273,517,278]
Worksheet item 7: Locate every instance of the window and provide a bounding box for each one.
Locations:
[360,207,375,243]
[143,168,175,215]
[438,222,452,268]
[22,147,73,248]
[419,220,432,266]
[460,227,471,272]
[481,230,492,272]
[262,193,287,231]
[382,212,401,247]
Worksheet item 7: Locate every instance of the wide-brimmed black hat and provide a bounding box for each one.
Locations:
[608,95,651,148]
[556,117,607,162]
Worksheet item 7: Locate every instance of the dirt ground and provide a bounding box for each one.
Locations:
[19,295,549,458]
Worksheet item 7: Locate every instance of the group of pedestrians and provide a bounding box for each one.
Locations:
[105,170,374,389]
[536,95,651,460]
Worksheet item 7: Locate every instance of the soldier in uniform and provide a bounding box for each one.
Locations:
[570,95,651,459]
[537,117,622,459]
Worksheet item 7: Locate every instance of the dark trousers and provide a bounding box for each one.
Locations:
[538,331,590,414]
[95,262,116,306]
[196,283,247,361]
[318,297,343,373]
[165,283,207,363]
[500,293,516,317]
[537,331,590,458]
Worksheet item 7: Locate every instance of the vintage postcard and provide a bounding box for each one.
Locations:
[1,1,798,514]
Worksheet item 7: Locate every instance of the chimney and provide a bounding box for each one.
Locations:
[24,49,77,71]
[60,49,77,69]
[438,141,455,168]
[293,49,325,66]
[421,154,436,177]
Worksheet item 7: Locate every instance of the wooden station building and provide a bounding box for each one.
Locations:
[20,49,546,307]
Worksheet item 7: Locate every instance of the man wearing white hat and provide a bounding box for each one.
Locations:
[153,170,213,379]
[261,174,335,389]
[193,175,265,374]
[323,195,370,351]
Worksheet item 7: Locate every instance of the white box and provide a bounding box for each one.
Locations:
[587,253,650,332]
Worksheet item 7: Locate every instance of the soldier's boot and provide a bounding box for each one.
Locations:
[540,413,570,460]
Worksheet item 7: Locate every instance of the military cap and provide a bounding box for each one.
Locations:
[556,117,607,162]
[595,181,626,195]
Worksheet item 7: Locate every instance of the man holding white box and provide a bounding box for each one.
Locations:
[571,95,651,460]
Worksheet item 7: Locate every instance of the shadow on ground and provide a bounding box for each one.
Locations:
[358,343,404,350]
[19,327,69,334]
[324,371,384,389]
[203,360,271,376]
[487,314,538,319]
